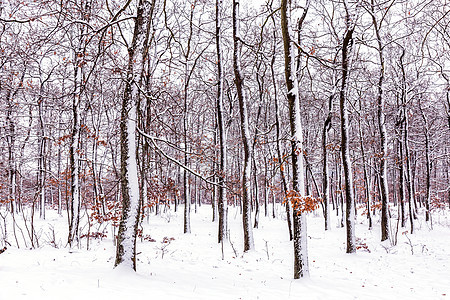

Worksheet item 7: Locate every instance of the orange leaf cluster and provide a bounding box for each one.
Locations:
[284,190,321,214]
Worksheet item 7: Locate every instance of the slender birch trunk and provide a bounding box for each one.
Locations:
[68,43,82,246]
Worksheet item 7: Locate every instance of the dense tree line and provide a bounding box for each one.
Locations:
[0,0,449,278]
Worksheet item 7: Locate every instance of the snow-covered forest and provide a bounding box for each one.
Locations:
[0,0,449,298]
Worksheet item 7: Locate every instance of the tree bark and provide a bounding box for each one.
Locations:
[68,39,82,247]
[340,2,356,253]
[322,91,333,231]
[233,0,254,252]
[216,0,228,243]
[369,0,390,242]
[419,100,431,222]
[6,89,17,214]
[115,0,153,270]
[399,48,414,234]
[396,113,407,228]
[281,0,309,278]
[358,99,373,229]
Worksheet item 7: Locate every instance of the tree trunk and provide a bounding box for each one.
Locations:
[264,156,269,217]
[216,0,228,243]
[358,99,372,229]
[322,92,332,230]
[6,90,17,214]
[115,0,153,270]
[38,93,47,220]
[270,12,293,240]
[233,0,254,252]
[399,48,414,234]
[252,103,262,229]
[419,100,431,222]
[340,2,356,253]
[68,43,82,246]
[397,122,407,228]
[281,0,309,278]
[370,0,390,241]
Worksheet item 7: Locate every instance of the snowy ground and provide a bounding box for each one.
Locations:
[0,205,449,299]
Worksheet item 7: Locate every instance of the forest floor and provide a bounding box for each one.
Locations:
[0,204,449,299]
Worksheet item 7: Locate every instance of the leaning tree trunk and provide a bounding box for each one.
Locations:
[233,0,254,252]
[115,0,153,270]
[340,2,356,253]
[281,0,309,278]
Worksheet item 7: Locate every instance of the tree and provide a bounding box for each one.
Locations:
[216,0,228,244]
[281,0,310,278]
[339,0,357,254]
[115,0,154,270]
[366,0,390,242]
[68,0,90,246]
[233,0,254,252]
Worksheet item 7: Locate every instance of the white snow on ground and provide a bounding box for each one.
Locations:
[0,205,449,299]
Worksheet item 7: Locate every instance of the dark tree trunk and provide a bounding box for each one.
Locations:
[270,20,293,239]
[370,0,390,242]
[233,0,254,252]
[216,0,228,244]
[358,99,373,229]
[115,0,153,270]
[322,92,333,230]
[339,3,356,253]
[399,48,414,234]
[419,100,431,222]
[281,0,310,278]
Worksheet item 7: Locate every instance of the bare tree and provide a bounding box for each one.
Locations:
[233,0,254,252]
[281,0,310,278]
[115,0,154,270]
[339,0,357,254]
[216,0,228,244]
[366,0,391,242]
